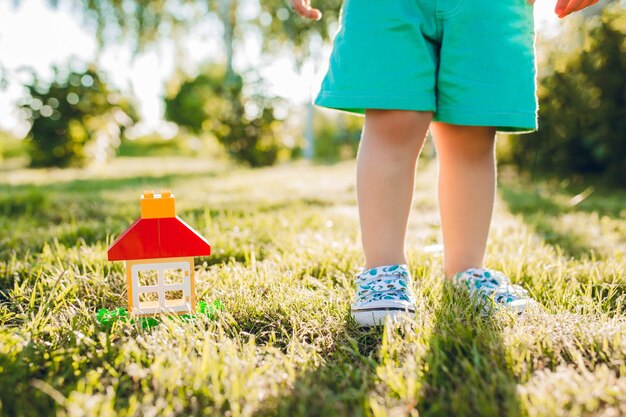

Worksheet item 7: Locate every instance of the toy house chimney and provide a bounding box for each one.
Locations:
[140,189,175,219]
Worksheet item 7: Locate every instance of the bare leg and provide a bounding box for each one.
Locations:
[430,123,497,278]
[357,110,432,269]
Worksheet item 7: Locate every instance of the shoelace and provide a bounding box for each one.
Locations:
[355,265,414,303]
[454,268,531,303]
[355,266,409,285]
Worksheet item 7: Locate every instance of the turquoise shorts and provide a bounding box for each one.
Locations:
[314,0,538,133]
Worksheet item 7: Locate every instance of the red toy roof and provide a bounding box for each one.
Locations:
[108,216,211,261]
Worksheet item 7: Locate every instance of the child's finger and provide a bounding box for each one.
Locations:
[555,0,569,16]
[568,0,588,13]
[291,0,322,20]
[556,0,597,17]
[555,0,582,17]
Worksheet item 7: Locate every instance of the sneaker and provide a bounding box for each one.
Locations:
[452,268,538,314]
[351,264,417,327]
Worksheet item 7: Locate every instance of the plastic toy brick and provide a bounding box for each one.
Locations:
[140,189,175,219]
[106,190,211,316]
[95,300,225,329]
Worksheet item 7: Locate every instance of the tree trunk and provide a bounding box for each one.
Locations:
[218,0,236,78]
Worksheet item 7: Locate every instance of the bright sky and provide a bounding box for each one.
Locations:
[0,0,562,138]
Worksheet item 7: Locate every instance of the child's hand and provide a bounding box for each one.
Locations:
[290,0,322,20]
[527,0,600,18]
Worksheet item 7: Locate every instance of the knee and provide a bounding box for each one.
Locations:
[462,135,496,161]
[434,125,496,162]
[363,110,432,148]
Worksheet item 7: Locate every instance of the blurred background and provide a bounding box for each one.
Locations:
[0,0,623,182]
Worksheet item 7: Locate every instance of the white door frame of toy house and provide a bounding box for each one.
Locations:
[131,261,191,315]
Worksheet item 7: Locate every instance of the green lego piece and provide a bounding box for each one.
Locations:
[96,300,224,329]
[96,307,129,327]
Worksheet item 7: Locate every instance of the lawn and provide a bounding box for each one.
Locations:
[0,156,625,417]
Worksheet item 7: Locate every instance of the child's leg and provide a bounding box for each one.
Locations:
[357,110,432,269]
[429,122,497,278]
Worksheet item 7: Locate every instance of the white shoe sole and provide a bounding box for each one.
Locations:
[506,298,539,314]
[479,298,540,316]
[351,307,415,327]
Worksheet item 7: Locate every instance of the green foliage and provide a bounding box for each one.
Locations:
[22,0,343,57]
[506,6,626,185]
[118,134,201,157]
[313,111,362,161]
[0,130,28,161]
[12,0,208,53]
[256,0,344,58]
[165,67,292,166]
[0,63,8,91]
[20,65,139,167]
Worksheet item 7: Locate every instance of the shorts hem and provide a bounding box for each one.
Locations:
[434,107,537,134]
[314,93,436,115]
[314,94,537,134]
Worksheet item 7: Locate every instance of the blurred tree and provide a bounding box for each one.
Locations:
[0,130,28,162]
[313,111,362,162]
[255,0,343,59]
[164,66,291,166]
[507,4,625,185]
[18,0,208,55]
[253,1,343,158]
[11,0,347,161]
[20,66,139,167]
[12,0,344,68]
[0,64,8,91]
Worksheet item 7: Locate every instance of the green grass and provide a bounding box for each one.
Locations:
[0,156,625,417]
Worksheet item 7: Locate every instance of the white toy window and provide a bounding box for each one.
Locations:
[131,261,191,314]
[138,270,158,287]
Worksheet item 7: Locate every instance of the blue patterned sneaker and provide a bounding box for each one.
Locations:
[452,268,538,314]
[351,264,417,327]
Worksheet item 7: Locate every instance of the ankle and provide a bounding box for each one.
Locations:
[444,264,484,280]
[365,257,408,270]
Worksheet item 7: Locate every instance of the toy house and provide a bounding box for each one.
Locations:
[107,190,211,316]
